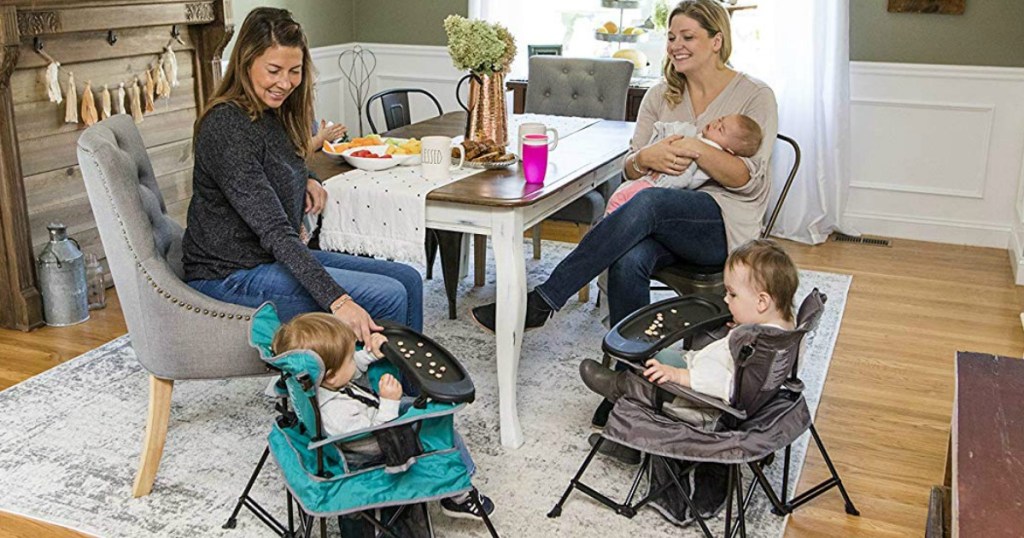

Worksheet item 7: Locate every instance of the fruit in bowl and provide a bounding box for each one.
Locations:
[385,137,422,165]
[322,135,384,162]
[342,144,403,171]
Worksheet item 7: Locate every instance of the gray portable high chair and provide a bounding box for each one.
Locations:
[549,290,859,536]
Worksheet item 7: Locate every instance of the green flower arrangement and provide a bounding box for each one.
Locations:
[444,15,517,76]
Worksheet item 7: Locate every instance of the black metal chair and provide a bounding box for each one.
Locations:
[364,88,466,319]
[365,88,444,134]
[651,134,802,298]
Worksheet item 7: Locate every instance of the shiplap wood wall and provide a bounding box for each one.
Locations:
[13,29,199,265]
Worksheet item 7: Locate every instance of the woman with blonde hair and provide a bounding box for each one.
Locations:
[473,0,778,430]
[184,8,423,343]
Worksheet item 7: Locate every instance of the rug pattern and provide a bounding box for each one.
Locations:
[0,241,851,537]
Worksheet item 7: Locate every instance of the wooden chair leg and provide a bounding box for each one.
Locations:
[532,225,542,260]
[577,223,591,303]
[132,375,174,497]
[474,234,487,287]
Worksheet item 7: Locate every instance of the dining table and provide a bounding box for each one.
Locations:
[308,111,634,448]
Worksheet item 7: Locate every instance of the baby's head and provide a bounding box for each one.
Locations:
[723,239,799,325]
[273,313,358,390]
[702,114,763,157]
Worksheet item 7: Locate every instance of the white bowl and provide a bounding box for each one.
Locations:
[341,145,402,171]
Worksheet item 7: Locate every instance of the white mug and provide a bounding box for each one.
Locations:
[518,122,559,158]
[420,136,465,181]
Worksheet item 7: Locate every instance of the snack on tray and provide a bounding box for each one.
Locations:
[454,139,515,163]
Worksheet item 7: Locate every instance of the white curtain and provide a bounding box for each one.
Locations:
[747,0,854,244]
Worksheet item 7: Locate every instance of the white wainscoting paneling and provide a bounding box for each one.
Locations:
[847,61,1024,253]
[310,43,467,139]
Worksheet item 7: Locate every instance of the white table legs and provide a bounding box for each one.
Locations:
[491,209,527,448]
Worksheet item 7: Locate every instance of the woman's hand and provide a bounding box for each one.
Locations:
[331,296,384,344]
[377,373,402,400]
[638,135,704,176]
[643,359,690,387]
[366,332,388,359]
[305,179,327,214]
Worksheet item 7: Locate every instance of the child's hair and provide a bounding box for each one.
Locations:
[728,114,763,157]
[726,239,799,321]
[272,313,356,375]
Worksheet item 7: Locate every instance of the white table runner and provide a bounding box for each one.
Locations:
[319,114,599,263]
[320,165,485,263]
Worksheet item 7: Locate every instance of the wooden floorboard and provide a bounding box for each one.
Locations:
[0,227,1020,537]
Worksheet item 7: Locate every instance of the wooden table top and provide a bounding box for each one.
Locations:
[953,351,1024,536]
[308,112,634,208]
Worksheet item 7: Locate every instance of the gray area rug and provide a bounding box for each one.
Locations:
[0,240,851,537]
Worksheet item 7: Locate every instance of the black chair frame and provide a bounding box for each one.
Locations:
[366,88,444,134]
[651,133,802,297]
[548,295,859,536]
[223,372,498,538]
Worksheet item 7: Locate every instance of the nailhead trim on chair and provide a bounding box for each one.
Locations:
[85,147,252,322]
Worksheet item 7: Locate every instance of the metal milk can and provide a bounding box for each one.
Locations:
[37,223,90,326]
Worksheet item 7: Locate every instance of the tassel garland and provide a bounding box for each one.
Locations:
[116,82,127,115]
[64,72,78,124]
[143,68,155,113]
[81,80,98,126]
[163,46,179,88]
[129,78,144,124]
[45,62,63,104]
[155,61,171,99]
[100,85,112,120]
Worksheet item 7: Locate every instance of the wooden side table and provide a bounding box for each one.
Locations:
[936,352,1024,537]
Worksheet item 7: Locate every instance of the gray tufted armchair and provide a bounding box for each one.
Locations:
[77,115,270,497]
[524,56,633,302]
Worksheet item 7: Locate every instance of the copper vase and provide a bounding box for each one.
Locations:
[465,72,508,147]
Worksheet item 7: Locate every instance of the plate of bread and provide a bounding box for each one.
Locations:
[454,139,517,169]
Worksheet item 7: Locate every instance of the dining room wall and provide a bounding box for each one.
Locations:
[353,0,467,46]
[227,0,355,55]
[850,0,1024,68]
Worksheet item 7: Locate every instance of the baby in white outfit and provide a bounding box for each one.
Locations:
[606,114,763,214]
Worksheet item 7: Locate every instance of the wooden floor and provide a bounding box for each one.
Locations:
[1,230,1021,537]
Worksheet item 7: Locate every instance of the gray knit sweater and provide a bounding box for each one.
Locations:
[182,103,346,309]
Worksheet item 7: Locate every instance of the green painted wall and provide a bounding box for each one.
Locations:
[850,0,1024,67]
[225,1,1024,68]
[227,0,355,54]
[353,0,467,45]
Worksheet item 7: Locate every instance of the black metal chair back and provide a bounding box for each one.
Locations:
[365,88,444,134]
[651,134,802,297]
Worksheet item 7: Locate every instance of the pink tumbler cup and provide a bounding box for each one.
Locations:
[522,134,549,185]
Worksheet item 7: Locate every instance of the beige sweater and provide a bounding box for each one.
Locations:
[625,73,779,251]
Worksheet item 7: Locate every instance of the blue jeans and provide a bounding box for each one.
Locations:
[188,250,423,331]
[536,188,728,327]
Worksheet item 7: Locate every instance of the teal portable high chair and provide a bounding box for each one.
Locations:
[224,303,498,537]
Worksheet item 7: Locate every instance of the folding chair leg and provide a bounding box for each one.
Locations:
[748,460,789,516]
[770,424,860,516]
[734,467,747,538]
[655,457,714,538]
[724,466,734,538]
[471,487,500,538]
[357,511,403,538]
[224,446,270,529]
[548,436,605,517]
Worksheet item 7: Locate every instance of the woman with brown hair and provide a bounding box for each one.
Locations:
[183,8,423,342]
[472,0,778,430]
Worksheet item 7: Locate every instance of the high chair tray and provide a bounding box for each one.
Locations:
[603,294,732,362]
[379,327,475,404]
